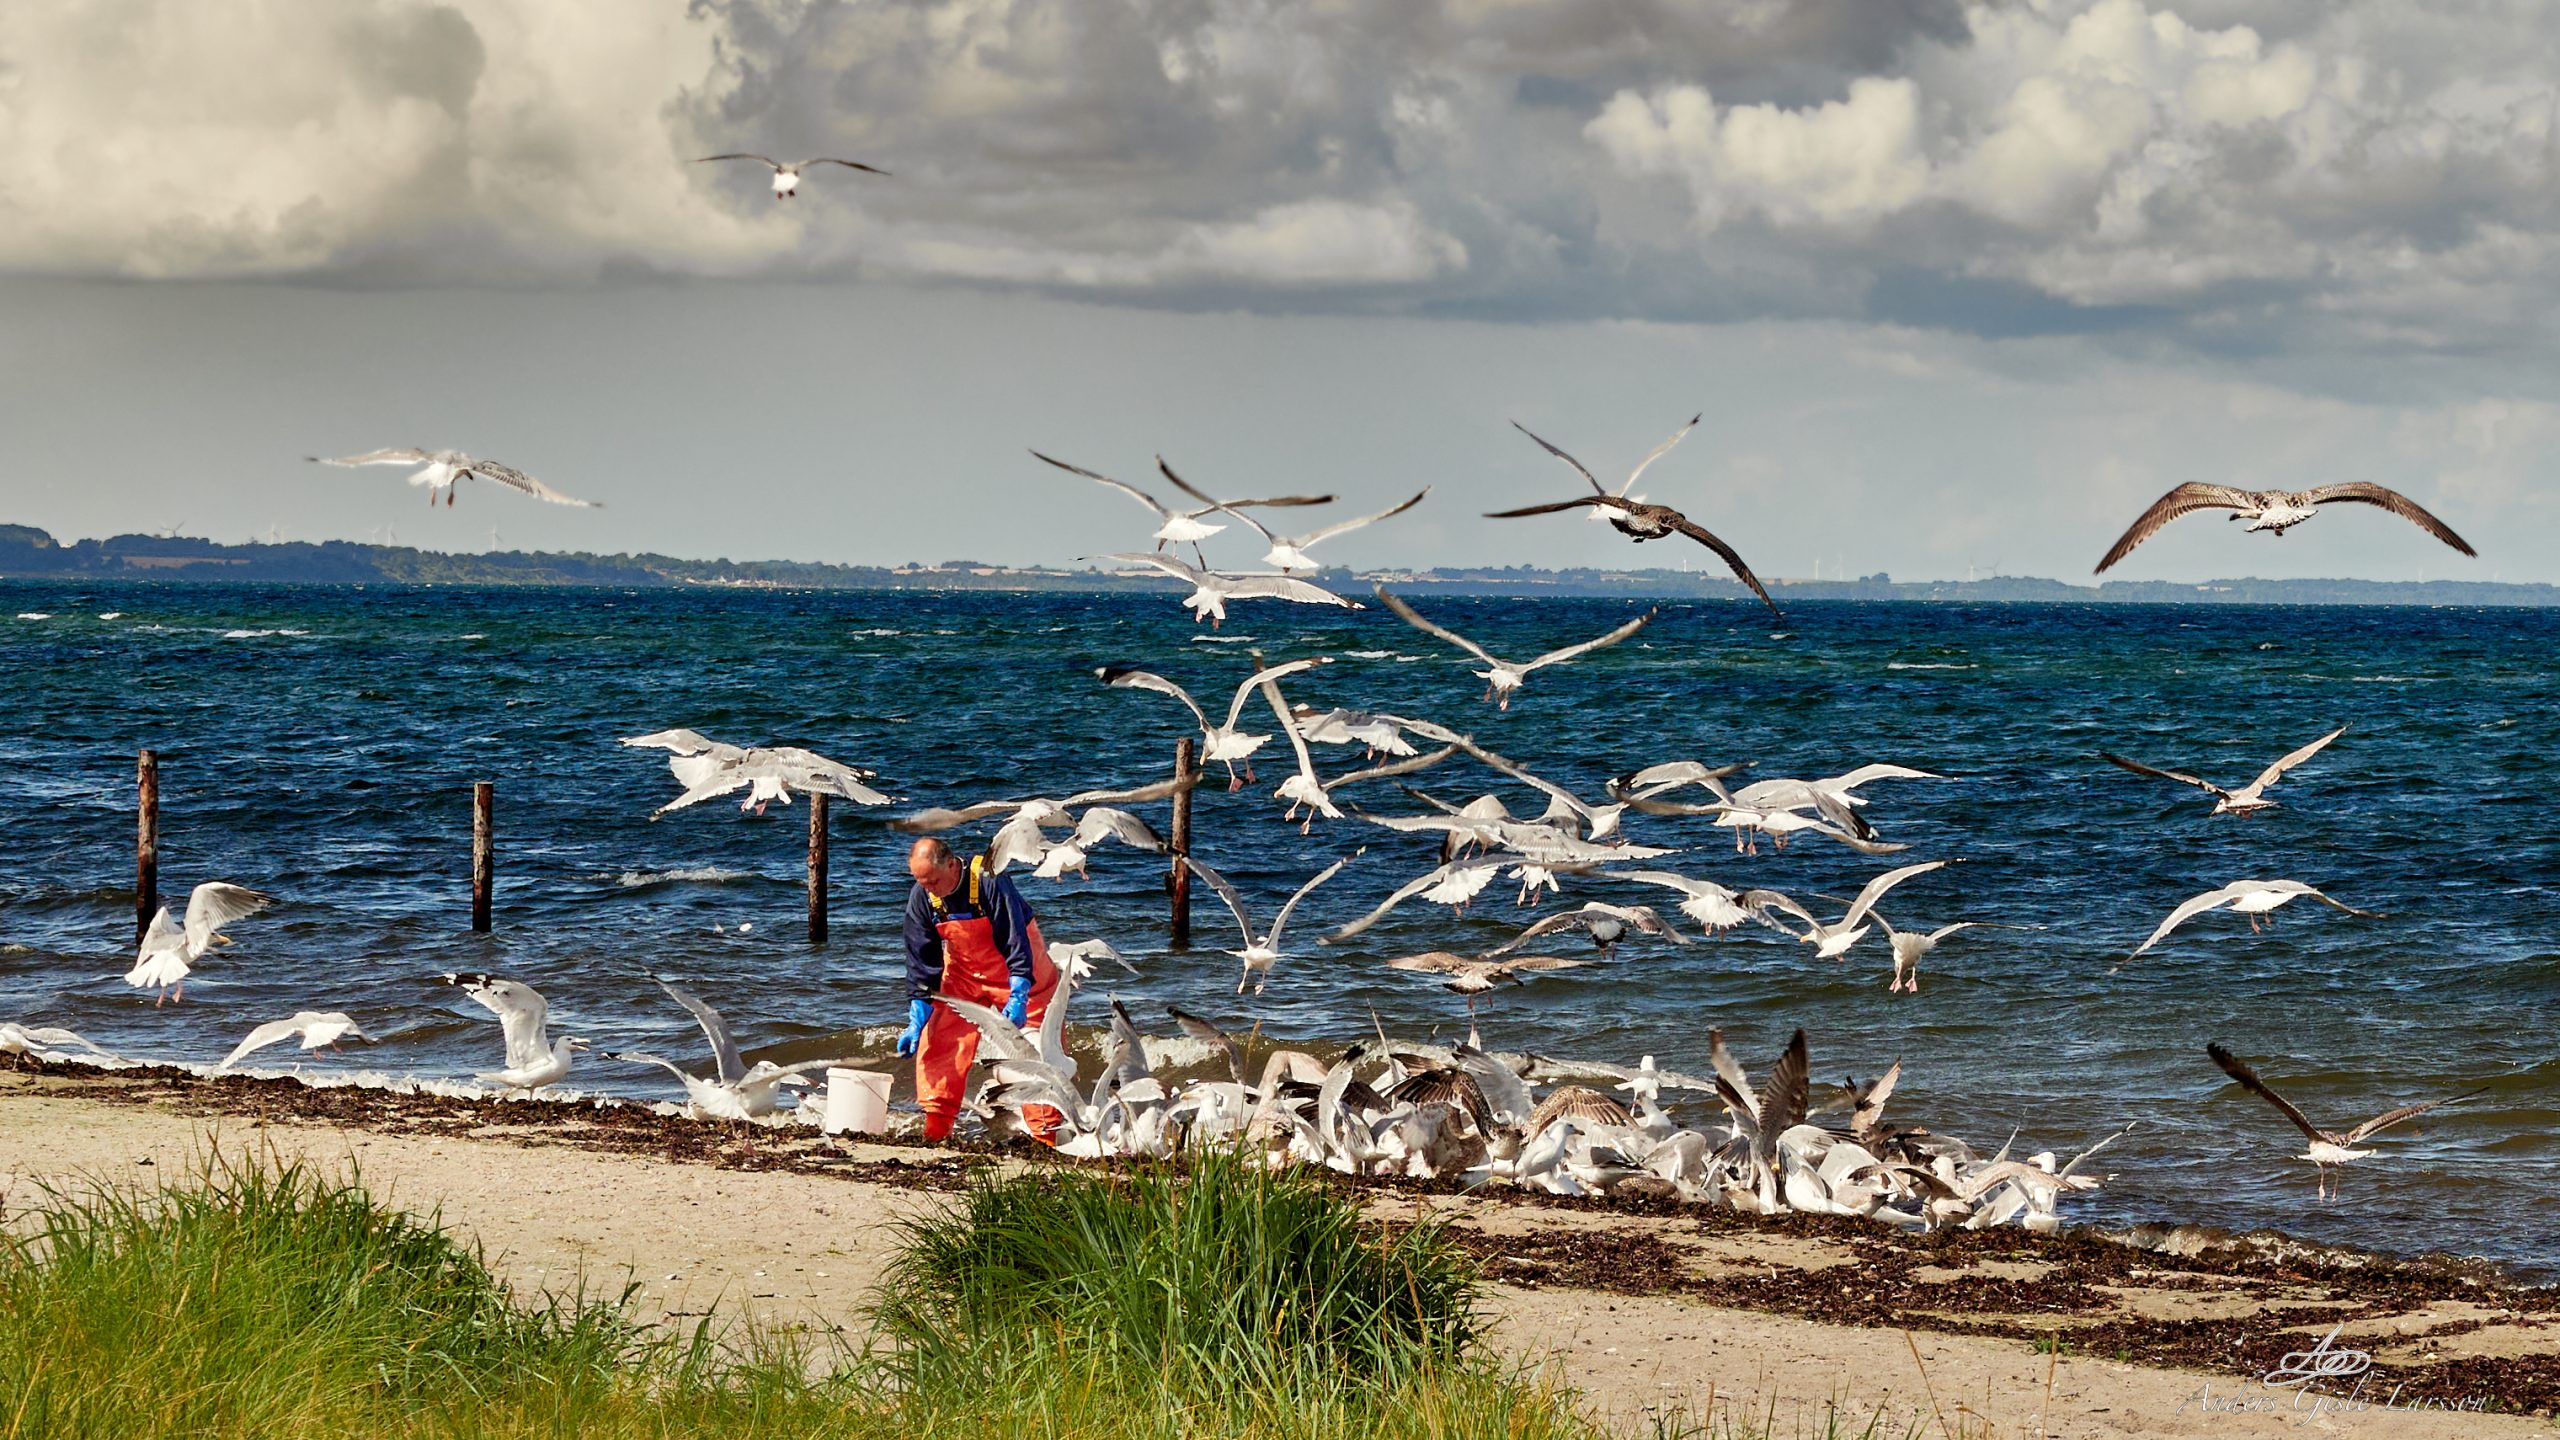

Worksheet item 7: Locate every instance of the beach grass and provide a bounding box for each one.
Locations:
[0,1148,1608,1439]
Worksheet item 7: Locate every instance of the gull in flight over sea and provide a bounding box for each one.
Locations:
[127,882,275,1005]
[438,973,586,1091]
[1484,902,1694,957]
[1513,413,1699,521]
[2207,1042,2487,1200]
[1100,552,1361,628]
[694,153,889,198]
[2096,482,2475,572]
[1252,662,1346,829]
[1096,659,1327,790]
[1746,860,1957,961]
[1601,870,1754,934]
[2120,880,2380,969]
[1491,419,1780,618]
[1382,950,1595,1020]
[2103,725,2346,817]
[1160,460,1430,572]
[1033,452,1332,567]
[1374,586,1655,710]
[216,1012,372,1073]
[621,729,891,817]
[1870,912,2028,994]
[1181,851,1359,994]
[308,449,599,508]
[607,980,849,1120]
[894,779,1181,878]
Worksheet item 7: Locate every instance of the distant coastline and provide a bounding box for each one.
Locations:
[2,521,2550,606]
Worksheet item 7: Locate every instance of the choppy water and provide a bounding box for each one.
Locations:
[2,581,2554,1275]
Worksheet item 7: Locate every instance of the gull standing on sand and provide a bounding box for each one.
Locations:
[694,153,888,198]
[437,973,586,1092]
[1181,851,1359,994]
[1094,660,1327,789]
[2206,1043,2487,1200]
[1032,452,1332,567]
[215,1012,371,1073]
[1160,461,1430,573]
[620,729,891,817]
[126,882,274,1005]
[1745,860,1956,960]
[2095,483,2475,572]
[2102,726,2347,817]
[1100,552,1361,628]
[308,449,599,508]
[1374,587,1655,710]
[607,980,848,1120]
[2121,880,2380,968]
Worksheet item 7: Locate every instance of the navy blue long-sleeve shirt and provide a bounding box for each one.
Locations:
[903,862,1039,1002]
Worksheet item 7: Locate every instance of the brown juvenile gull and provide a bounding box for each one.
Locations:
[694,153,888,199]
[308,449,599,509]
[2095,482,2475,573]
[2207,1042,2488,1200]
[1382,950,1595,1018]
[1491,418,1778,616]
[2102,725,2346,817]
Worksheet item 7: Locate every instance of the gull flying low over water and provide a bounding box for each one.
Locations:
[438,973,586,1092]
[1512,413,1700,521]
[308,449,599,508]
[216,1011,371,1073]
[1485,902,1694,957]
[1383,950,1595,1018]
[1869,912,2027,994]
[1096,659,1328,789]
[621,729,891,817]
[1100,552,1361,628]
[694,153,889,198]
[1601,871,1753,934]
[608,980,849,1120]
[1746,860,1957,961]
[1181,851,1359,994]
[126,882,274,1005]
[1492,420,1779,618]
[1032,451,1332,566]
[1160,460,1430,573]
[2121,879,2381,969]
[1373,586,1655,710]
[893,779,1182,878]
[2207,1042,2487,1200]
[2095,482,2475,573]
[2103,725,2346,817]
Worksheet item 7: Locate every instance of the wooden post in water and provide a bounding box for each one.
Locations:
[470,781,494,933]
[1167,736,1196,947]
[135,750,160,943]
[806,792,831,944]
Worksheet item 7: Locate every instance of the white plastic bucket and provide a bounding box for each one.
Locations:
[824,1068,893,1135]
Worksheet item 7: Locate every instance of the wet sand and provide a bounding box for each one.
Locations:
[4,1057,2552,1437]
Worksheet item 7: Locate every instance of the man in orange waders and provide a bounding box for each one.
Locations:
[898,836,1062,1142]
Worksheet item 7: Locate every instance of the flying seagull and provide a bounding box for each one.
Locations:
[1745,859,1956,961]
[437,973,586,1091]
[2121,879,2380,969]
[694,153,889,199]
[1492,420,1779,617]
[1160,460,1430,572]
[2207,1042,2487,1199]
[1031,451,1331,566]
[1373,586,1655,709]
[2102,725,2346,817]
[1181,851,1358,994]
[126,882,275,1005]
[2096,482,2475,573]
[1099,552,1361,628]
[1382,950,1595,1018]
[620,729,890,817]
[308,449,599,509]
[216,1012,372,1073]
[1513,413,1700,520]
[1094,659,1328,789]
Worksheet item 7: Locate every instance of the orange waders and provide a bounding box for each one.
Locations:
[915,857,1061,1142]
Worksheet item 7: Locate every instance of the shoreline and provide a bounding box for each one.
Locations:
[8,1055,2555,1433]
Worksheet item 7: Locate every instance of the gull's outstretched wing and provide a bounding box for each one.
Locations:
[2249,724,2348,794]
[621,728,726,756]
[308,448,432,467]
[1286,488,1429,549]
[182,883,273,957]
[1373,586,1499,667]
[1155,458,1279,545]
[1176,855,1259,949]
[1523,608,1655,672]
[1509,421,1606,496]
[696,153,782,168]
[2301,483,2476,558]
[658,979,746,1085]
[1032,451,1172,521]
[1166,1004,1246,1086]
[1266,851,1359,952]
[1667,514,1780,618]
[1222,574,1361,608]
[1621,414,1703,495]
[1838,860,1953,933]
[2095,483,2258,573]
[465,459,599,508]
[2206,1042,2325,1144]
[217,1016,317,1073]
[2127,883,2252,962]
[2102,752,2221,796]
[441,973,550,1070]
[1097,666,1213,733]
[2342,1085,2490,1146]
[804,157,891,175]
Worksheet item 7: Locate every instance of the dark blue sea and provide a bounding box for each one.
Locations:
[2,581,2553,1275]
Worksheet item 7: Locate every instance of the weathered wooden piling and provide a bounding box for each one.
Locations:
[807,792,831,944]
[470,781,494,932]
[135,749,159,942]
[1168,736,1196,946]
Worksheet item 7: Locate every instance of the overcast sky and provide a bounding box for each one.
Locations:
[3,0,2554,582]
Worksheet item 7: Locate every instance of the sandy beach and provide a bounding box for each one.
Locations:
[5,1056,2551,1438]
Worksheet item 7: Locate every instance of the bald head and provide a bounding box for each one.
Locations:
[908,836,964,897]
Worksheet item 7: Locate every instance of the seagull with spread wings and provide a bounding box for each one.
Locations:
[1032,451,1332,566]
[126,882,275,1005]
[607,979,851,1120]
[1491,419,1779,617]
[2095,482,2475,572]
[2207,1042,2487,1199]
[1382,950,1596,1019]
[1160,460,1429,572]
[1099,552,1361,628]
[1374,586,1655,709]
[1745,860,1957,961]
[2102,725,2346,816]
[2120,879,2380,968]
[437,973,586,1092]
[1096,659,1327,790]
[620,729,890,817]
[308,449,599,508]
[215,1012,372,1073]
[1181,851,1359,994]
[694,153,889,198]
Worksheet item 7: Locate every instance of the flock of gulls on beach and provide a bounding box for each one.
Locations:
[7,147,2501,1232]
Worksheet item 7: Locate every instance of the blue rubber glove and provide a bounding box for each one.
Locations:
[895,998,933,1057]
[1002,975,1033,1028]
